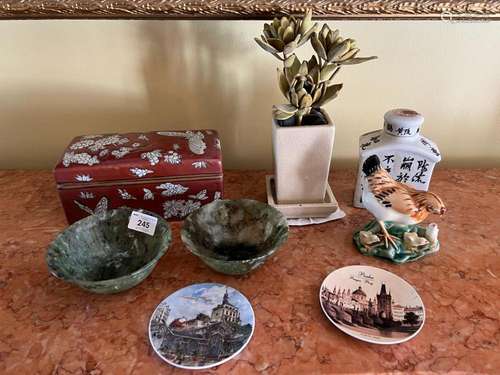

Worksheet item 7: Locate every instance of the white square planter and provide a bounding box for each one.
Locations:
[272,109,335,204]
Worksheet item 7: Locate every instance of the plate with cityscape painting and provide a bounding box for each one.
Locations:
[149,283,255,369]
[320,265,425,345]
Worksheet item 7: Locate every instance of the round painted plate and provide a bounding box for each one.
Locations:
[149,283,255,370]
[319,265,425,345]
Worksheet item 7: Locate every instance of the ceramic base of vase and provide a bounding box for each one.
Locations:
[266,175,339,219]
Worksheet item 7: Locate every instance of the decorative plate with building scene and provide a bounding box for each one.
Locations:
[149,283,255,369]
[320,265,425,345]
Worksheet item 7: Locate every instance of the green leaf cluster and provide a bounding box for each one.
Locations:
[255,10,377,125]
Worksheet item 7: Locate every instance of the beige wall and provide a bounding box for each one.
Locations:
[0,20,499,170]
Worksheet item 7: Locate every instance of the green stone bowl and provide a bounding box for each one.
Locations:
[181,199,288,275]
[46,207,171,294]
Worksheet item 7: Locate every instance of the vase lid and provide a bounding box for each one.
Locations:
[383,108,424,137]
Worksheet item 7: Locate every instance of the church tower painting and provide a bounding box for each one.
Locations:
[376,283,392,319]
[211,289,241,324]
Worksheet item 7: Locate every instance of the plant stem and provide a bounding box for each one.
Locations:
[296,113,303,126]
[330,65,342,80]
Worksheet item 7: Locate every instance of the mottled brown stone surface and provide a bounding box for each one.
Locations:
[0,169,499,374]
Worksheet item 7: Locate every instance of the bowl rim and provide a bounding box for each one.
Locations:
[181,198,288,263]
[46,207,172,285]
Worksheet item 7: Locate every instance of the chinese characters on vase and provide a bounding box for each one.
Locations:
[354,108,441,208]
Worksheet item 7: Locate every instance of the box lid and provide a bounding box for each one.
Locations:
[54,130,222,184]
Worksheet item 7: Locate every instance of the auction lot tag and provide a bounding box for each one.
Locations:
[128,211,158,236]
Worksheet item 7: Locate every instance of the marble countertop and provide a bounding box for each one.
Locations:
[0,169,499,374]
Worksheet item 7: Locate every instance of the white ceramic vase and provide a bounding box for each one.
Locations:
[272,109,335,204]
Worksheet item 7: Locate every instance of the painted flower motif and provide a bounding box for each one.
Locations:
[164,151,182,165]
[75,174,93,182]
[214,191,222,200]
[79,191,95,199]
[132,143,141,148]
[138,134,149,141]
[111,147,132,159]
[143,188,154,200]
[130,168,154,178]
[156,183,189,196]
[118,188,137,200]
[189,189,208,200]
[62,152,100,167]
[192,161,207,169]
[163,199,201,219]
[141,150,162,166]
[82,134,102,139]
[214,138,221,150]
[173,143,180,151]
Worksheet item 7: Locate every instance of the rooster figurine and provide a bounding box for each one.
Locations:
[361,154,446,249]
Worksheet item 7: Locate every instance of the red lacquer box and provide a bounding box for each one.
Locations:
[54,130,223,224]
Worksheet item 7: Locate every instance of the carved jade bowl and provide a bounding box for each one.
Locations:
[181,199,288,275]
[46,207,171,293]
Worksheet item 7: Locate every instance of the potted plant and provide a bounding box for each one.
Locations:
[255,10,377,205]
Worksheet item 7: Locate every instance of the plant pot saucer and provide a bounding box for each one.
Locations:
[266,175,339,219]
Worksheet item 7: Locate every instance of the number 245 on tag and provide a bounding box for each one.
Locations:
[128,211,158,236]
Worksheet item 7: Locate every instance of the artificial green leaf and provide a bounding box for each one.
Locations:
[319,64,338,82]
[338,48,359,62]
[277,68,289,98]
[284,54,296,68]
[320,23,330,41]
[289,90,299,107]
[327,40,351,62]
[254,37,279,54]
[264,23,277,39]
[282,25,295,44]
[312,86,323,103]
[285,55,301,82]
[280,17,289,28]
[300,8,313,34]
[267,38,285,52]
[273,107,296,120]
[300,94,313,109]
[311,33,327,60]
[309,65,320,82]
[339,56,378,65]
[272,18,281,31]
[298,61,308,75]
[274,103,297,114]
[316,83,343,106]
[283,40,298,56]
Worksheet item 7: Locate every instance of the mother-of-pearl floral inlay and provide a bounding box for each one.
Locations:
[156,182,189,197]
[63,152,100,167]
[118,189,137,200]
[141,150,162,166]
[130,168,154,178]
[79,191,95,199]
[192,161,207,169]
[75,174,93,182]
[157,131,207,155]
[143,188,154,200]
[164,151,182,165]
[189,189,208,200]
